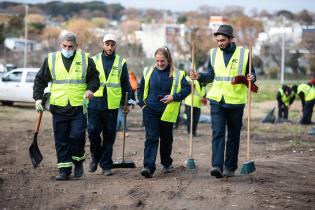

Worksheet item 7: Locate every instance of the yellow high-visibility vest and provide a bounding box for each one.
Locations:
[184,76,205,108]
[278,88,290,106]
[298,83,315,102]
[206,46,249,104]
[48,50,88,107]
[92,53,126,109]
[143,66,185,123]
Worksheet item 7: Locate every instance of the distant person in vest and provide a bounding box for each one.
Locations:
[190,24,257,178]
[276,85,294,122]
[137,46,190,178]
[184,77,206,136]
[33,32,100,180]
[297,77,315,125]
[87,33,131,176]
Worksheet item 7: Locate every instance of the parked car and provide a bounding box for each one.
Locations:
[0,68,48,106]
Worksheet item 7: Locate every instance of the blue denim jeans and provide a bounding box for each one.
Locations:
[116,107,128,131]
[52,111,86,174]
[87,108,118,170]
[210,104,244,172]
[143,106,173,174]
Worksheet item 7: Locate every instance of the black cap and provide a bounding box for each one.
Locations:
[214,24,235,38]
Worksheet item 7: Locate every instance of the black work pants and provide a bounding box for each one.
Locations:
[185,104,201,135]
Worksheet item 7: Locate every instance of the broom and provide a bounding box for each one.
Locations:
[186,41,196,169]
[240,44,256,175]
[112,92,136,168]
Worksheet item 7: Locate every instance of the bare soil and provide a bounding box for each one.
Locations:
[0,102,314,210]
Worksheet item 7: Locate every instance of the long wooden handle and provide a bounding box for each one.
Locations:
[122,92,128,161]
[189,40,196,158]
[34,111,43,134]
[247,44,252,160]
[190,81,194,157]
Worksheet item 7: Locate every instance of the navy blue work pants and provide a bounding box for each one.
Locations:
[87,108,118,170]
[52,111,86,174]
[143,106,173,174]
[210,104,244,172]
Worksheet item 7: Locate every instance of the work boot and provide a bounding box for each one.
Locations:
[223,167,235,178]
[102,169,113,176]
[55,172,70,181]
[74,164,84,178]
[141,168,152,178]
[162,165,173,174]
[88,160,98,173]
[210,167,223,179]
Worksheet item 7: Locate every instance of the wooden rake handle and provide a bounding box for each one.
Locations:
[247,44,252,160]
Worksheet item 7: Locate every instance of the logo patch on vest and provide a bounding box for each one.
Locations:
[232,59,238,63]
[76,61,82,65]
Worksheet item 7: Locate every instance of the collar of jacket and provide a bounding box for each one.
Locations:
[221,42,236,53]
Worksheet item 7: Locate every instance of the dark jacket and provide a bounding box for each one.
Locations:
[88,51,131,110]
[198,42,257,108]
[33,50,100,115]
[138,65,191,112]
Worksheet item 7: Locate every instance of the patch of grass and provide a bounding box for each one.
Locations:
[289,139,314,147]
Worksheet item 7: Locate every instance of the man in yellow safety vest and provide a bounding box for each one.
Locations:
[87,34,131,176]
[190,25,257,178]
[33,32,100,180]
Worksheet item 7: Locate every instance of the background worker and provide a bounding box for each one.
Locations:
[297,78,315,125]
[276,85,294,122]
[190,24,256,178]
[33,32,100,180]
[184,77,206,136]
[87,34,131,176]
[138,46,190,178]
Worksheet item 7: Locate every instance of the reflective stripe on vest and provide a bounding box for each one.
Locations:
[143,66,185,122]
[93,53,126,109]
[207,47,249,104]
[48,50,88,107]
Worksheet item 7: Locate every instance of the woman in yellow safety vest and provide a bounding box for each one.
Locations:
[137,46,191,178]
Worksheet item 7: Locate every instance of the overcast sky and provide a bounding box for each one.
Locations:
[2,0,315,13]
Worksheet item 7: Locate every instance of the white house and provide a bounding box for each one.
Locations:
[4,38,38,52]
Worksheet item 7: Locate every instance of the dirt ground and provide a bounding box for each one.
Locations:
[0,102,314,210]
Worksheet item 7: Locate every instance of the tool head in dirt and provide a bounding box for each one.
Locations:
[112,160,136,168]
[185,158,196,169]
[240,160,256,175]
[29,133,43,168]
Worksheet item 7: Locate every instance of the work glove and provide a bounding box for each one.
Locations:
[82,96,89,115]
[35,99,44,112]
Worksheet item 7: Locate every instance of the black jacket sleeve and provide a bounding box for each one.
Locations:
[86,58,100,93]
[245,54,257,83]
[120,62,132,105]
[33,57,51,100]
[299,92,305,107]
[173,75,191,101]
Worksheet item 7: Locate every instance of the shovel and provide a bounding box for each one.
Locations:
[112,92,136,168]
[240,44,256,175]
[29,111,43,168]
[185,40,196,170]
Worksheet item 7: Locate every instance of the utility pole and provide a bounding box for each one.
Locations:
[23,4,28,67]
[280,33,285,84]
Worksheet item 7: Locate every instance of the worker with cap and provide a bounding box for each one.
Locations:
[87,33,131,176]
[33,32,100,180]
[190,24,257,178]
[276,85,294,122]
[297,77,315,125]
